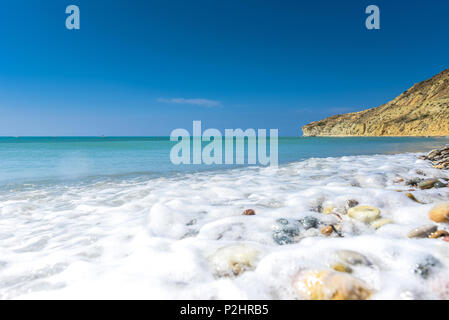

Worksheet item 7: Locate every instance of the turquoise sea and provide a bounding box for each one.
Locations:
[1,136,448,186]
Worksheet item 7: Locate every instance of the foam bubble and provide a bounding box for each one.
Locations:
[1,153,448,299]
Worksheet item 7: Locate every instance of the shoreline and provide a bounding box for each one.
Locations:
[1,147,449,299]
[0,149,443,189]
[0,146,447,189]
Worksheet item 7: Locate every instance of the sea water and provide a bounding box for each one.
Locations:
[1,137,449,299]
[1,136,448,186]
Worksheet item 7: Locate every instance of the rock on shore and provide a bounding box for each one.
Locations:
[419,146,449,170]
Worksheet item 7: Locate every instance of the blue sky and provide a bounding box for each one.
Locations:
[0,0,447,136]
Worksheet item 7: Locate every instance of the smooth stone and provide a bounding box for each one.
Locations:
[407,225,437,238]
[434,181,448,188]
[272,218,301,245]
[418,179,439,190]
[413,255,440,279]
[320,225,333,236]
[405,193,422,203]
[300,216,319,230]
[210,245,260,277]
[242,209,256,216]
[272,234,294,245]
[435,158,449,165]
[293,270,372,300]
[371,218,393,229]
[429,203,449,223]
[428,149,442,158]
[335,250,371,266]
[347,206,381,223]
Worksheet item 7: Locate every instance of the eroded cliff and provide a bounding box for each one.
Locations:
[302,68,449,136]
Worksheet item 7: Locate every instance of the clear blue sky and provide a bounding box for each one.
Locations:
[0,0,447,136]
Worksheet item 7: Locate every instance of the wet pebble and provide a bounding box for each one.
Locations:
[418,179,439,190]
[347,206,381,223]
[209,245,260,277]
[299,216,319,230]
[405,193,422,203]
[429,203,449,223]
[320,225,333,236]
[272,218,301,245]
[434,181,448,188]
[407,225,438,238]
[293,270,372,300]
[336,250,371,266]
[413,256,440,279]
[242,209,256,216]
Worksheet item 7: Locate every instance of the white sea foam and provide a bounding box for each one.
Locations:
[0,153,448,299]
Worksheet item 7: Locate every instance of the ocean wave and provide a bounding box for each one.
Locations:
[1,152,449,299]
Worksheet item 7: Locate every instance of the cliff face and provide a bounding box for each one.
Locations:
[302,68,449,137]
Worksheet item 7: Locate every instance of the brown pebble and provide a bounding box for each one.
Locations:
[408,225,437,238]
[405,193,422,203]
[429,203,449,223]
[418,179,439,190]
[429,230,449,239]
[321,226,333,236]
[242,209,256,216]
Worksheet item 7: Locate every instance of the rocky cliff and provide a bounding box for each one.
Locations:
[302,68,449,137]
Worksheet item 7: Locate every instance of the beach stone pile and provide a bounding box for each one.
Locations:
[420,146,449,170]
[222,148,449,299]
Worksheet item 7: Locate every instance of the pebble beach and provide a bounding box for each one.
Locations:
[1,145,449,299]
